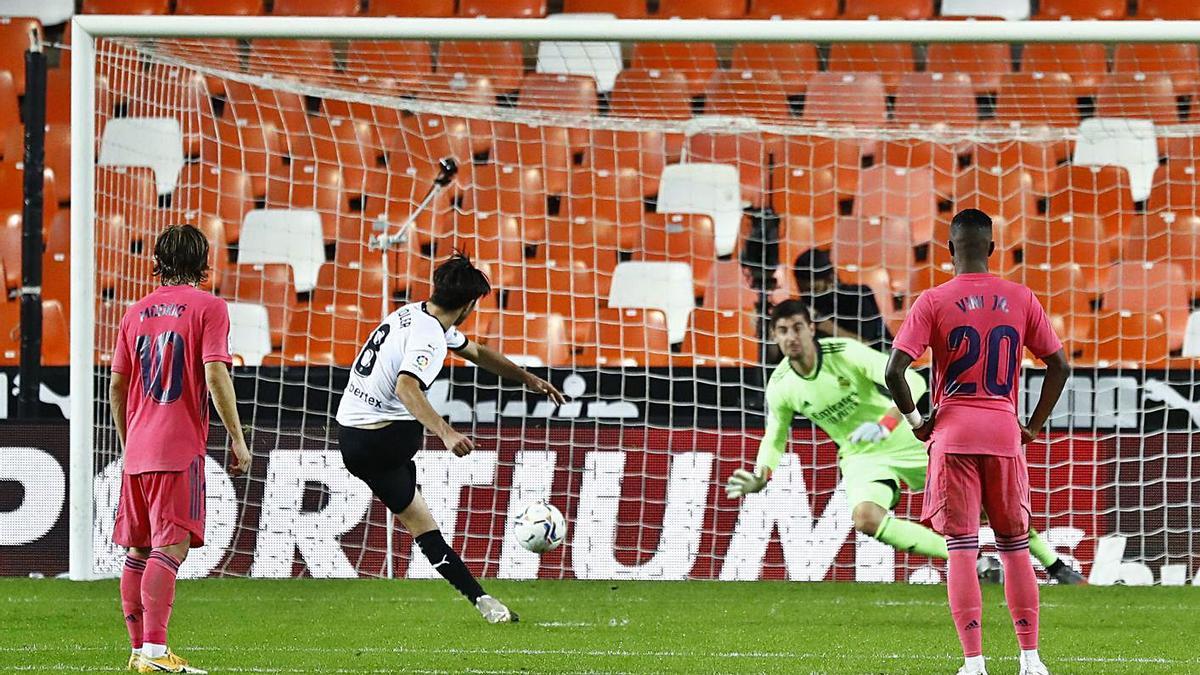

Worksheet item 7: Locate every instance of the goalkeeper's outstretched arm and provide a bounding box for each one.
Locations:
[726,385,793,498]
[457,341,566,404]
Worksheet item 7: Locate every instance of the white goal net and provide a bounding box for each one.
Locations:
[75,17,1199,586]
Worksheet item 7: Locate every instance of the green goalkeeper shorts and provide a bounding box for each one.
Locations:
[839,443,930,510]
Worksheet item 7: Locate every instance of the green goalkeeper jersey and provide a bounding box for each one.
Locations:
[755,337,928,471]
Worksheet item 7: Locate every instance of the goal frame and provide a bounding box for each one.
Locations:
[68,14,1200,580]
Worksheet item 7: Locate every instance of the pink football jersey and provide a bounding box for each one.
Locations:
[111,285,232,474]
[893,273,1062,456]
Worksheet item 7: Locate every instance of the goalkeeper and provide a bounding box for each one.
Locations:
[726,299,1084,584]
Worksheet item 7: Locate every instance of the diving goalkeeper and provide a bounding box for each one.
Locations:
[725,299,1084,584]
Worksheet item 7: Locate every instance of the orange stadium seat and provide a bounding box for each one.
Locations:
[565,168,645,249]
[610,68,693,120]
[460,0,547,16]
[1138,0,1200,19]
[176,0,264,14]
[925,43,1010,94]
[630,43,719,97]
[584,130,669,197]
[538,217,621,293]
[1008,263,1092,319]
[344,41,434,96]
[1047,165,1137,235]
[436,41,525,94]
[855,166,937,245]
[1096,73,1179,125]
[834,216,914,293]
[519,72,599,115]
[248,38,334,82]
[93,167,155,242]
[42,125,71,198]
[702,259,756,311]
[0,73,20,161]
[1082,311,1169,368]
[1104,261,1189,342]
[0,300,17,365]
[367,0,455,16]
[997,72,1079,128]
[484,312,573,366]
[729,44,819,102]
[683,308,758,366]
[772,164,837,243]
[685,132,768,207]
[801,73,888,127]
[973,140,1068,196]
[877,140,959,201]
[40,300,69,367]
[955,167,1037,221]
[747,0,838,17]
[360,170,454,251]
[1136,212,1200,297]
[492,124,572,195]
[592,308,671,367]
[221,81,310,165]
[1020,44,1108,98]
[510,261,599,346]
[0,18,41,96]
[893,72,979,129]
[279,308,374,366]
[636,213,716,298]
[778,135,862,202]
[0,219,19,291]
[84,0,169,12]
[658,0,743,18]
[273,0,359,14]
[561,0,647,17]
[220,262,298,347]
[175,165,255,242]
[1113,43,1200,100]
[205,119,283,198]
[705,69,792,123]
[311,263,386,327]
[463,163,549,242]
[442,211,524,288]
[1036,0,1126,19]
[381,113,470,179]
[828,43,916,94]
[42,215,71,317]
[1023,214,1115,292]
[1148,162,1200,213]
[843,0,933,18]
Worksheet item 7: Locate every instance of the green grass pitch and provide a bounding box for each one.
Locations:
[2,578,1197,674]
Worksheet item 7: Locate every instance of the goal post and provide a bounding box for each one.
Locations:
[70,15,1200,584]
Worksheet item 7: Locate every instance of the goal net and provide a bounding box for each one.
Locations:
[75,17,1199,585]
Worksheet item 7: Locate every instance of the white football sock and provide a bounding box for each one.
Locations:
[964,655,986,671]
[142,643,166,659]
[1021,649,1041,662]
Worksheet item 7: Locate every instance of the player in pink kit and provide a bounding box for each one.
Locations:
[110,225,252,674]
[884,209,1070,675]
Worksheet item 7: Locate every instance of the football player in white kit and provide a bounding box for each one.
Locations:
[336,253,565,623]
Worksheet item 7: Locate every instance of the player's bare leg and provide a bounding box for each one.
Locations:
[137,540,206,674]
[851,495,948,560]
[397,492,517,624]
[122,546,151,670]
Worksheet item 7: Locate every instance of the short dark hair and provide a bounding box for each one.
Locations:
[430,252,491,310]
[153,224,209,285]
[770,298,813,326]
[949,208,994,258]
[793,247,835,287]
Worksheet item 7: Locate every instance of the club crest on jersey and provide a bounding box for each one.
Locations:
[838,376,851,389]
[414,354,430,369]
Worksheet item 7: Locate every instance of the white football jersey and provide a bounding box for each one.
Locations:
[335,302,468,427]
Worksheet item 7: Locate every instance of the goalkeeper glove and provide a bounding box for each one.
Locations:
[725,466,770,499]
[848,421,892,445]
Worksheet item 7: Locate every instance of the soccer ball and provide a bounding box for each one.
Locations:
[513,501,566,554]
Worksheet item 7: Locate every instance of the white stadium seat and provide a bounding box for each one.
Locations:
[608,261,695,343]
[226,301,273,367]
[1073,117,1158,203]
[98,117,186,196]
[656,163,743,257]
[238,209,325,293]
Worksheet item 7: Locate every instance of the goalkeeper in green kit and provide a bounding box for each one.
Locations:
[725,299,1085,584]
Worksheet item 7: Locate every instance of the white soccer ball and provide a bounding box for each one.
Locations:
[513,501,566,554]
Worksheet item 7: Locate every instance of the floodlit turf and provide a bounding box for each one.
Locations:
[1,578,1197,674]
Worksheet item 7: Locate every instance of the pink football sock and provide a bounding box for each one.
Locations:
[120,554,147,650]
[947,536,983,657]
[141,551,181,647]
[997,534,1040,651]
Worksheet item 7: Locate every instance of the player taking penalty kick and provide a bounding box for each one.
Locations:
[724,300,1078,582]
[886,209,1070,675]
[336,253,565,623]
[110,225,252,673]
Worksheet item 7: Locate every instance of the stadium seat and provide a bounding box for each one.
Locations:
[0,300,17,364]
[519,72,599,115]
[704,70,792,124]
[264,161,348,242]
[893,72,979,129]
[954,167,1037,221]
[205,119,282,198]
[702,259,756,311]
[592,308,671,367]
[1138,0,1200,19]
[876,140,959,202]
[539,217,620,284]
[1021,44,1108,98]
[772,165,837,243]
[630,43,719,97]
[1096,73,1179,127]
[609,68,692,120]
[925,43,1010,95]
[0,219,19,291]
[1082,310,1170,367]
[93,166,156,243]
[536,33,624,94]
[608,261,695,344]
[483,312,572,367]
[84,0,169,12]
[273,0,359,14]
[367,0,455,16]
[175,0,264,14]
[843,0,933,18]
[827,43,916,94]
[997,72,1078,128]
[196,215,228,294]
[1147,162,1200,214]
[460,0,547,16]
[562,0,646,16]
[729,44,819,99]
[437,41,525,94]
[311,263,386,327]
[855,166,937,245]
[684,130,767,208]
[98,117,188,197]
[1035,0,1126,19]
[0,17,41,96]
[219,262,298,347]
[656,163,743,257]
[1104,261,1189,344]
[1132,211,1200,297]
[635,213,716,298]
[801,73,888,127]
[443,211,524,288]
[0,300,69,367]
[0,73,20,162]
[248,39,335,81]
[279,308,374,366]
[778,135,862,202]
[344,41,434,95]
[683,308,758,366]
[747,0,838,18]
[222,81,310,163]
[657,0,743,17]
[226,302,273,366]
[1073,117,1159,203]
[1047,165,1137,235]
[833,216,914,293]
[941,0,1030,19]
[584,129,668,197]
[40,125,71,199]
[238,209,326,293]
[1008,263,1092,320]
[462,163,548,242]
[1023,214,1115,292]
[1113,43,1200,100]
[565,167,645,249]
[973,140,1068,196]
[509,261,599,347]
